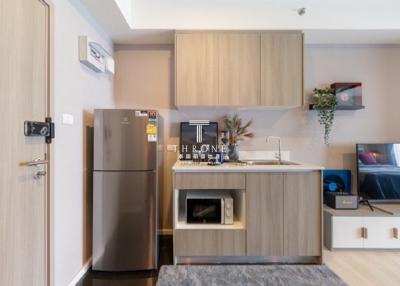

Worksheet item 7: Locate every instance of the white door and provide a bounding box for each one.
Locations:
[0,0,51,285]
[363,217,400,249]
[332,217,364,248]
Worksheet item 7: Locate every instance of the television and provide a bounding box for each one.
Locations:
[357,143,400,202]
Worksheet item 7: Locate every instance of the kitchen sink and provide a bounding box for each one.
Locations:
[238,160,300,166]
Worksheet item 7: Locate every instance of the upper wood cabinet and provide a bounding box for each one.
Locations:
[175,33,219,106]
[218,33,260,106]
[175,31,303,107]
[261,32,303,107]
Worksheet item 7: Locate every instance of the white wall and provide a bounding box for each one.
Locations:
[53,0,114,285]
[114,44,400,230]
[130,0,400,29]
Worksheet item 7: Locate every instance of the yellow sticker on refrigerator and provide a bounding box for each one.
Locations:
[146,124,157,135]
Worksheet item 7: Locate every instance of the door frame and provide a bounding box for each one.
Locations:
[40,0,54,285]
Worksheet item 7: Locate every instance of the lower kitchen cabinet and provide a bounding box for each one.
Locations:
[246,173,284,256]
[284,172,322,256]
[172,169,323,263]
[246,172,322,257]
[174,229,246,256]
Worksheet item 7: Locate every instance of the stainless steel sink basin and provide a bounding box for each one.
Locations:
[238,160,300,166]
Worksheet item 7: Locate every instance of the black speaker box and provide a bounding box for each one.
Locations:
[326,192,358,210]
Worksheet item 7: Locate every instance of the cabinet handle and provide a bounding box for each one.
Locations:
[361,227,368,239]
[393,228,399,239]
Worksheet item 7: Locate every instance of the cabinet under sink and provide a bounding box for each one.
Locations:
[172,169,323,264]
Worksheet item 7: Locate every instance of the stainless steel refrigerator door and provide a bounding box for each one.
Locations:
[94,109,157,171]
[92,170,158,271]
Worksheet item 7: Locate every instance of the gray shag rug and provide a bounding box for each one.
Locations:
[157,265,347,286]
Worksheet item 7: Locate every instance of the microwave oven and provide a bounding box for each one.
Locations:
[186,191,233,224]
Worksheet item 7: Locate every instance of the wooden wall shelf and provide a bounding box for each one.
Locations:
[309,104,365,111]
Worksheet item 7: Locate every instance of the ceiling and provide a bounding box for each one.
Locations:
[80,0,400,45]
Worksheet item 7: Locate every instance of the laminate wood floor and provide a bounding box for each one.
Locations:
[79,236,400,286]
[324,249,400,286]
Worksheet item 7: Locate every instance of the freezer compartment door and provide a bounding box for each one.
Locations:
[94,109,157,171]
[93,171,158,271]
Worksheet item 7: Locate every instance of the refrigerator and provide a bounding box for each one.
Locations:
[92,109,158,271]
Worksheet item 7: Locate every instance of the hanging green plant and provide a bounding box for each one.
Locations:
[312,87,337,145]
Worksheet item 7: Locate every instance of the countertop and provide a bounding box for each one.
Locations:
[172,160,324,173]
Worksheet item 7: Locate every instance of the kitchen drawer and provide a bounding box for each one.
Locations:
[174,229,245,256]
[174,173,245,189]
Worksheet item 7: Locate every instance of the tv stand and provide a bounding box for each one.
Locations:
[324,205,400,250]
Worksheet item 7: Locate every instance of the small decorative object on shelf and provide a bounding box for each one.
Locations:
[223,114,254,161]
[310,82,364,110]
[311,87,337,145]
[332,82,364,110]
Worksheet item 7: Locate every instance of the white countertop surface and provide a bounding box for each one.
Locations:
[172,160,324,172]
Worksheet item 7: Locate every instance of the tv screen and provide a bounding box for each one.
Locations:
[357,143,400,202]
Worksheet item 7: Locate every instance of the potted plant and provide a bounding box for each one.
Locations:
[312,87,337,145]
[223,114,254,161]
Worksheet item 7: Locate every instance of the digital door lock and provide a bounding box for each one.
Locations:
[24,117,55,144]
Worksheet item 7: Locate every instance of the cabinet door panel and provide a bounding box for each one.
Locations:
[175,33,218,106]
[218,33,260,106]
[284,172,321,256]
[363,217,400,249]
[261,32,303,107]
[247,173,284,256]
[175,229,245,256]
[174,173,246,190]
[332,217,364,248]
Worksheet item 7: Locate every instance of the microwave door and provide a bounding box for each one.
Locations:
[186,199,222,224]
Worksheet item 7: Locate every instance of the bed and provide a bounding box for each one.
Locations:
[359,165,400,199]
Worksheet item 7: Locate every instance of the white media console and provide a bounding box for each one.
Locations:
[324,205,400,250]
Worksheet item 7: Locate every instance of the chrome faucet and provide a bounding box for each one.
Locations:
[266,136,282,164]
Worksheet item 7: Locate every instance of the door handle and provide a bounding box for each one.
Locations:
[393,228,399,239]
[20,158,48,167]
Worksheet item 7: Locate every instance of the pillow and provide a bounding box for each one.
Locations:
[359,152,377,165]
